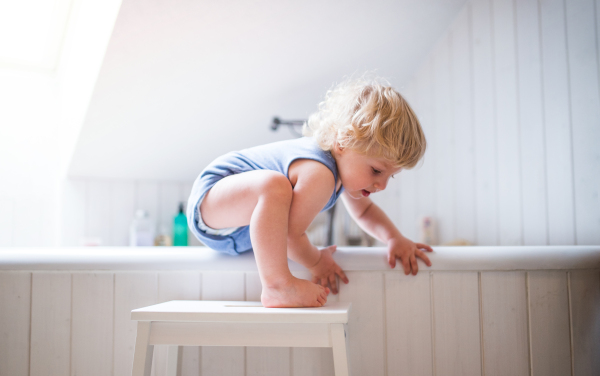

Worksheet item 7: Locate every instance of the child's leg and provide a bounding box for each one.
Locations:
[201,170,328,307]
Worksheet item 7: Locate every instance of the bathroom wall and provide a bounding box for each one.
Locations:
[395,0,600,246]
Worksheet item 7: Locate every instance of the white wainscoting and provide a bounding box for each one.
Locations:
[397,0,600,246]
[0,246,598,376]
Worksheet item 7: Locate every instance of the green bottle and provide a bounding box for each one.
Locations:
[173,203,188,246]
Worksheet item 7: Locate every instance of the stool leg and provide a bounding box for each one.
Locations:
[132,321,154,376]
[331,323,350,376]
[166,345,181,376]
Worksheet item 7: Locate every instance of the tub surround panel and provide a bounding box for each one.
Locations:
[0,246,598,376]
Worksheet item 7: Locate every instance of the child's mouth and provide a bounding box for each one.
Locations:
[361,189,370,197]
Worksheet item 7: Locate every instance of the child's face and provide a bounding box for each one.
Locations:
[333,146,402,200]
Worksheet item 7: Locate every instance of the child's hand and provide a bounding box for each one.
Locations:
[309,245,349,294]
[387,235,433,275]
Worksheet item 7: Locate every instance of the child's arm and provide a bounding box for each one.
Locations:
[341,192,433,275]
[286,160,349,293]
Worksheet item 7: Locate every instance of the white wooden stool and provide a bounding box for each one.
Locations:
[131,300,351,376]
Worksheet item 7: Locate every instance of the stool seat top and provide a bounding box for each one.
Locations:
[131,300,351,324]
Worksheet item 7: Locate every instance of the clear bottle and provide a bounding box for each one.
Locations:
[173,203,188,246]
[130,210,155,247]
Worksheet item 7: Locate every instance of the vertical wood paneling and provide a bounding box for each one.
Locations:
[385,272,432,375]
[471,0,498,245]
[565,0,600,245]
[0,272,31,376]
[432,272,481,376]
[71,273,114,376]
[61,179,86,246]
[451,6,476,244]
[569,270,600,375]
[528,271,571,376]
[516,0,549,245]
[291,270,336,376]
[87,181,111,246]
[480,272,529,376]
[30,272,71,376]
[114,273,157,376]
[158,182,181,238]
[414,61,437,234]
[397,81,417,240]
[201,272,245,376]
[338,272,385,376]
[110,181,135,246]
[136,182,159,228]
[155,272,201,376]
[244,272,290,376]
[539,0,576,245]
[432,37,455,244]
[492,0,523,245]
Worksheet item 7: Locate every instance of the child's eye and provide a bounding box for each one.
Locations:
[372,167,381,174]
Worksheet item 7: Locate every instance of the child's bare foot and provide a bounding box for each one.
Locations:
[261,276,330,308]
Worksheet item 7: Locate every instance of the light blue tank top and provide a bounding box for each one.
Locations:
[186,137,344,255]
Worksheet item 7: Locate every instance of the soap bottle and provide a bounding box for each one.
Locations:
[173,203,188,246]
[130,210,154,246]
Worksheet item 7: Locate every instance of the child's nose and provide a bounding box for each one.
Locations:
[374,179,388,192]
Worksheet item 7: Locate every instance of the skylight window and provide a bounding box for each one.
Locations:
[0,0,74,72]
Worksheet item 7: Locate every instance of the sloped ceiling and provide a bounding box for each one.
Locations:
[68,0,466,181]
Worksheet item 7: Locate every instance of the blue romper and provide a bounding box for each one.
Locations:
[186,137,344,256]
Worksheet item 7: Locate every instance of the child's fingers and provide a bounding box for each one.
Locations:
[401,257,411,275]
[416,249,432,266]
[328,274,338,294]
[388,253,396,268]
[416,243,434,252]
[336,268,349,284]
[410,254,418,275]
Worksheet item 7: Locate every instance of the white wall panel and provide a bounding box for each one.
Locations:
[385,272,433,375]
[338,272,385,376]
[432,272,481,376]
[30,272,71,376]
[136,181,159,228]
[565,0,600,245]
[432,38,456,244]
[291,270,336,376]
[450,6,476,244]
[71,273,114,376]
[400,0,599,245]
[114,273,157,376]
[87,180,111,246]
[480,272,529,376]
[569,270,600,375]
[245,272,291,376]
[411,62,437,230]
[0,272,31,376]
[110,181,136,246]
[471,0,498,245]
[201,272,245,376]
[515,0,549,245]
[492,0,522,245]
[540,0,576,245]
[155,272,201,376]
[158,182,181,237]
[528,271,571,376]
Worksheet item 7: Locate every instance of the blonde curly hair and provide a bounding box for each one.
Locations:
[303,76,426,168]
